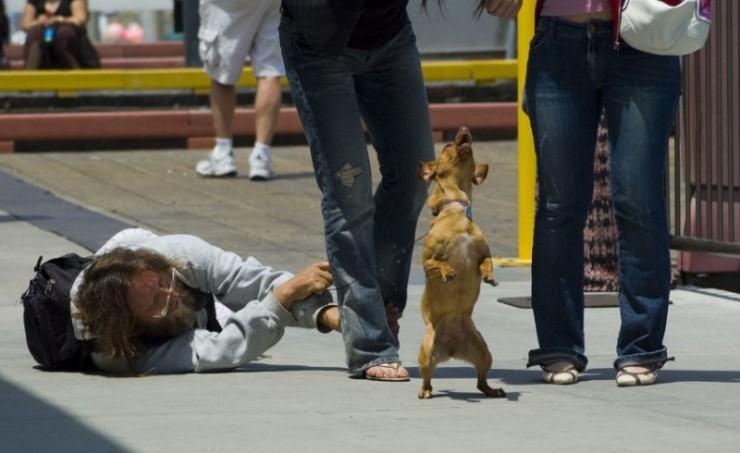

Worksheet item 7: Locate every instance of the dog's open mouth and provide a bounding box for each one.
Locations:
[455,127,473,152]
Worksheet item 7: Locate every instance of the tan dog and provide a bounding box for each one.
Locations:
[416,126,505,399]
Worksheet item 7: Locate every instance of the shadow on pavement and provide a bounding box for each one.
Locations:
[0,375,126,452]
[236,363,347,373]
[405,366,540,385]
[435,389,522,403]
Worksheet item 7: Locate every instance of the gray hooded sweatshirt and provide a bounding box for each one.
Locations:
[70,228,333,374]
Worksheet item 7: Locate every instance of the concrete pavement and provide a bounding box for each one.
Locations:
[1,143,739,452]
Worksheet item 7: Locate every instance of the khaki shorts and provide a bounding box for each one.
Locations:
[198,0,285,85]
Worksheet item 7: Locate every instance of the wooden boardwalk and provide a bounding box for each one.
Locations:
[0,140,520,273]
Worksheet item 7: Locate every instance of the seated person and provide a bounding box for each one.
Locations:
[70,228,341,374]
[21,0,99,69]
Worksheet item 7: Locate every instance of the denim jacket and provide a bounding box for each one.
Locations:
[70,228,332,374]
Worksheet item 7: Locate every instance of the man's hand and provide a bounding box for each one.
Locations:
[484,0,522,19]
[273,261,333,309]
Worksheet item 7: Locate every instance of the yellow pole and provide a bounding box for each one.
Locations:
[517,0,536,264]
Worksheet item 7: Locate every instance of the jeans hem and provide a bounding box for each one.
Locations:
[613,348,673,370]
[527,348,588,372]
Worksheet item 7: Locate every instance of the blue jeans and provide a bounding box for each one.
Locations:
[524,17,681,371]
[280,19,434,374]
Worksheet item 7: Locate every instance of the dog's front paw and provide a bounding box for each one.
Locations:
[440,268,457,283]
[483,274,498,287]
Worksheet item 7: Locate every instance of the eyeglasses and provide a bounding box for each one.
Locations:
[152,267,177,319]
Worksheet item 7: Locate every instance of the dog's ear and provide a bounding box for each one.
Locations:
[418,161,437,182]
[472,163,489,185]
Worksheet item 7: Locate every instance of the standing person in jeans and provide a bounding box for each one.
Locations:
[484,0,680,386]
[196,0,284,180]
[278,1,436,381]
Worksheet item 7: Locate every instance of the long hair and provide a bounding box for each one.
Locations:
[74,247,180,359]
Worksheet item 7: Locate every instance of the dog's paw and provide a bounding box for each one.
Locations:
[478,384,506,398]
[440,269,457,283]
[483,275,498,287]
[418,388,433,399]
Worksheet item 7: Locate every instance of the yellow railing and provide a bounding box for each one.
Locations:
[516,0,536,265]
[0,59,517,92]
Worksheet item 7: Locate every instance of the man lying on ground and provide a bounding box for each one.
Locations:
[71,228,340,374]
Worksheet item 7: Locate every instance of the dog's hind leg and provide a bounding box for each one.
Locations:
[456,323,506,398]
[418,326,437,399]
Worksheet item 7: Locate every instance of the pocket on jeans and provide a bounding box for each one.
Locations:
[198,28,220,68]
[529,23,550,50]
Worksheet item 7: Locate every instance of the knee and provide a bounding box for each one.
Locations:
[53,25,79,46]
[25,25,44,43]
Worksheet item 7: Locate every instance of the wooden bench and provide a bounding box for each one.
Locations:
[0,59,518,151]
[3,42,185,69]
[0,102,517,152]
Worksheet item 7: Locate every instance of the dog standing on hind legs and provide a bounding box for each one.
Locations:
[416,126,505,399]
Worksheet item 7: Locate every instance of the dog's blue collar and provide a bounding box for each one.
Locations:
[436,199,472,220]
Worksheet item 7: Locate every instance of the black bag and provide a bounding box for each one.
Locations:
[21,254,94,371]
[21,253,222,371]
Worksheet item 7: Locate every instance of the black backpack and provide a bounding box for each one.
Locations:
[21,254,95,371]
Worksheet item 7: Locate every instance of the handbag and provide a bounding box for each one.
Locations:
[619,0,711,55]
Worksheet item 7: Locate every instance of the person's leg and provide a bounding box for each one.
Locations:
[353,22,435,337]
[210,80,237,139]
[602,44,680,382]
[195,0,258,177]
[23,25,45,69]
[248,3,284,180]
[524,18,603,375]
[195,80,239,176]
[50,24,81,68]
[254,76,281,146]
[280,16,404,378]
[248,76,281,180]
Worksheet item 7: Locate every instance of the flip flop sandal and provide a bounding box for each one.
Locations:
[364,363,410,382]
[542,365,579,385]
[616,369,657,387]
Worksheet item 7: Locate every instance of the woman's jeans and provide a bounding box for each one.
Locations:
[279,19,435,374]
[524,17,681,371]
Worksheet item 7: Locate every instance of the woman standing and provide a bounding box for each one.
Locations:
[278,1,435,381]
[484,0,680,386]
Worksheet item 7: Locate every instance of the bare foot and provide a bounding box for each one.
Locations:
[365,363,410,382]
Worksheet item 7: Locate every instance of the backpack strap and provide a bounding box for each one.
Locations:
[192,289,222,333]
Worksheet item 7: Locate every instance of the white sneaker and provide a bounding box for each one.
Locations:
[248,147,273,180]
[195,152,237,177]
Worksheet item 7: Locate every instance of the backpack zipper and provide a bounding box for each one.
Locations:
[45,279,56,295]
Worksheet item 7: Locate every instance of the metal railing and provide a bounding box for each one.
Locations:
[671,0,740,259]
